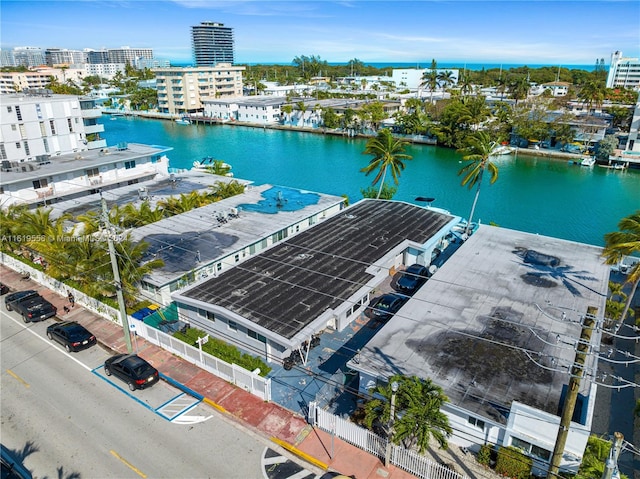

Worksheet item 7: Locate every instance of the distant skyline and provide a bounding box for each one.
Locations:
[1,0,639,66]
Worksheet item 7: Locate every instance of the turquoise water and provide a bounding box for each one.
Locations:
[101,117,639,247]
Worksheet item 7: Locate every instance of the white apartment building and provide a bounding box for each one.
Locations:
[391,68,460,92]
[83,63,126,79]
[154,64,245,115]
[0,92,107,163]
[606,51,640,90]
[0,71,51,95]
[1,47,45,68]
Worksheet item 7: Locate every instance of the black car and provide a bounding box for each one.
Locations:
[394,264,430,295]
[12,297,57,323]
[0,283,9,295]
[46,321,97,352]
[4,290,38,310]
[104,354,160,391]
[366,293,409,321]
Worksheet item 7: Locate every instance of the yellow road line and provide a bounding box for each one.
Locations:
[6,369,29,388]
[110,450,147,478]
[271,437,328,470]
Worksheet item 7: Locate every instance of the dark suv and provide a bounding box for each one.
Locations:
[394,264,430,295]
[366,293,409,321]
[104,354,159,391]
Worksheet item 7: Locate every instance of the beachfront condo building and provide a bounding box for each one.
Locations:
[606,51,640,90]
[191,21,235,66]
[153,64,245,115]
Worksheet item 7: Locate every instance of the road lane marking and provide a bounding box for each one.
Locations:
[1,310,91,371]
[6,369,30,387]
[110,450,147,478]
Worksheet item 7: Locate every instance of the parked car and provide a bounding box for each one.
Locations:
[104,354,159,391]
[394,263,430,295]
[12,296,57,323]
[0,283,10,295]
[366,293,409,321]
[4,290,39,311]
[46,321,97,352]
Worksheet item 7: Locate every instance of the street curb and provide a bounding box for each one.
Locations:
[271,437,329,471]
[202,396,230,414]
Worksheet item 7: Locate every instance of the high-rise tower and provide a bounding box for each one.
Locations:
[191,21,234,66]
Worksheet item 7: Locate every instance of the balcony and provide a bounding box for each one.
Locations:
[84,124,105,135]
[81,108,103,120]
[87,139,107,150]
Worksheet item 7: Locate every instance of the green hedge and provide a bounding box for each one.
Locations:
[174,326,271,377]
[496,446,532,479]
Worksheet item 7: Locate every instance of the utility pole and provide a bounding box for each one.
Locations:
[101,196,133,353]
[547,306,597,479]
[601,432,624,479]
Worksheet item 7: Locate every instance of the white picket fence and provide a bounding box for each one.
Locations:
[309,402,467,479]
[134,321,271,401]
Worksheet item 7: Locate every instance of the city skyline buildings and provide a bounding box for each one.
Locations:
[192,21,234,66]
[0,1,638,67]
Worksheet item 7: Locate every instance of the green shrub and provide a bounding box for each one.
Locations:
[496,446,532,479]
[173,326,271,377]
[477,444,492,467]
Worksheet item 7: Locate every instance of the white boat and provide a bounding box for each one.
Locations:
[175,116,191,125]
[580,157,595,167]
[192,157,233,176]
[490,144,513,157]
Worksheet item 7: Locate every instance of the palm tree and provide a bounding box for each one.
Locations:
[602,211,640,331]
[437,70,455,94]
[456,131,500,235]
[420,69,439,104]
[510,76,530,105]
[360,129,412,199]
[364,375,452,453]
[295,101,307,126]
[579,80,606,114]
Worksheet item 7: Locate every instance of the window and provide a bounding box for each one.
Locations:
[127,179,139,185]
[15,142,21,149]
[216,263,222,272]
[11,124,17,131]
[510,438,551,462]
[33,178,48,189]
[23,141,30,155]
[49,120,56,135]
[0,144,6,160]
[228,320,238,332]
[248,330,266,343]
[6,106,12,113]
[197,308,205,317]
[35,103,42,119]
[206,311,215,321]
[43,138,49,153]
[124,160,136,169]
[234,254,239,263]
[19,124,26,139]
[15,105,22,121]
[468,416,485,430]
[86,168,99,177]
[67,118,73,132]
[40,122,46,136]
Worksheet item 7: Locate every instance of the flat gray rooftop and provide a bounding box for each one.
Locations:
[50,170,250,219]
[352,225,608,423]
[0,143,173,186]
[181,200,454,340]
[132,184,344,287]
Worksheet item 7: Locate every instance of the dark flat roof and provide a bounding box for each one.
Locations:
[181,200,454,339]
[351,226,609,422]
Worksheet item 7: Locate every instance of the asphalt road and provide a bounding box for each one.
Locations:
[0,306,322,479]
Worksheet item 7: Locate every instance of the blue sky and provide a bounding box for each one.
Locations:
[1,0,639,65]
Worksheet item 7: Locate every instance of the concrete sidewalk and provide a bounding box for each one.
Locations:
[1,264,418,479]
